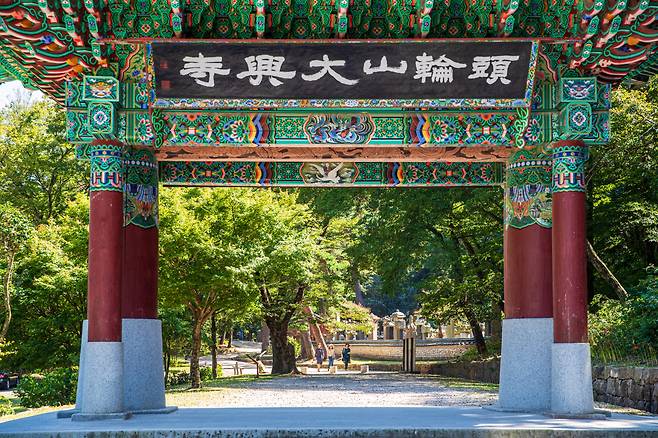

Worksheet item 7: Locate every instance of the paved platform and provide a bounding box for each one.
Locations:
[1,407,657,437]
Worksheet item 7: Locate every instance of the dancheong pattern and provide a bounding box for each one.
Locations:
[304,114,375,144]
[124,148,159,229]
[160,162,503,187]
[552,142,588,193]
[89,142,123,192]
[145,111,533,148]
[505,147,552,230]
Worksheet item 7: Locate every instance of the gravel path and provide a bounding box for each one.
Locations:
[166,373,498,408]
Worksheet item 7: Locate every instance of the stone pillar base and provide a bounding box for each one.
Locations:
[497,318,553,412]
[122,318,169,412]
[71,319,176,420]
[550,343,594,415]
[79,342,124,416]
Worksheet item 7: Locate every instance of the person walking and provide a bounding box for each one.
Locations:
[341,343,351,371]
[315,344,326,372]
[327,344,335,370]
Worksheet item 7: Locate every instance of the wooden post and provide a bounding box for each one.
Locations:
[76,140,125,419]
[499,146,553,412]
[402,326,416,373]
[550,140,594,415]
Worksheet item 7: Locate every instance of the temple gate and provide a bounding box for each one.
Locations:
[1,0,657,421]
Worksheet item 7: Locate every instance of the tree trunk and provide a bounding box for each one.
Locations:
[164,348,171,385]
[190,315,203,388]
[0,252,16,341]
[260,320,270,352]
[464,308,487,355]
[268,319,297,374]
[586,239,628,300]
[300,329,314,360]
[489,300,503,343]
[351,264,366,306]
[211,312,218,379]
[227,328,233,347]
[219,330,225,346]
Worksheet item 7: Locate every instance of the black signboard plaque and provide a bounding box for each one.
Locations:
[152,40,538,109]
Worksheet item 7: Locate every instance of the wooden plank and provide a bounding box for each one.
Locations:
[155,146,513,162]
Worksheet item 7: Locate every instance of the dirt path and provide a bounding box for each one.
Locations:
[166,373,498,408]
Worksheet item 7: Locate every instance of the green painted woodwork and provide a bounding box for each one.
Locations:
[124,147,158,229]
[552,143,588,193]
[0,0,656,103]
[89,142,123,192]
[505,146,552,229]
[160,161,504,187]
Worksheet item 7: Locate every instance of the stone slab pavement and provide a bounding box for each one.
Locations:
[1,406,657,437]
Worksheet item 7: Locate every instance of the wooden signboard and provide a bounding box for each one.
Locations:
[152,39,538,109]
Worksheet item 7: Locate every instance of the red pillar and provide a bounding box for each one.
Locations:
[88,140,124,342]
[551,140,588,344]
[503,147,553,318]
[122,226,158,318]
[499,147,554,411]
[504,226,552,318]
[122,147,159,319]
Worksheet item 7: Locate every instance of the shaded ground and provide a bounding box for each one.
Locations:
[166,373,499,408]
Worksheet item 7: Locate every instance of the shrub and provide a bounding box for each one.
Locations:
[165,365,222,387]
[165,371,190,387]
[0,397,14,416]
[200,365,222,381]
[15,368,77,408]
[589,268,658,365]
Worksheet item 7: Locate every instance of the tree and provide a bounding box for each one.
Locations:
[0,203,32,341]
[6,195,88,369]
[302,187,503,354]
[159,188,256,387]
[247,191,319,374]
[0,101,86,224]
[586,79,658,297]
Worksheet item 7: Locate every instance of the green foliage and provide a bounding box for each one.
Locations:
[0,396,14,416]
[15,368,77,408]
[326,301,373,335]
[0,202,33,340]
[588,77,658,291]
[0,203,31,255]
[287,336,301,357]
[589,268,658,365]
[5,196,88,370]
[165,365,220,387]
[0,101,86,224]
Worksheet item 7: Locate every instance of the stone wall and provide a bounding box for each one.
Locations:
[424,358,501,384]
[420,359,658,414]
[327,339,472,361]
[592,365,658,414]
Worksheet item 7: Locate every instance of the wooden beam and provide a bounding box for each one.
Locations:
[155,146,513,162]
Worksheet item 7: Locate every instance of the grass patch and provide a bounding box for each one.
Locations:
[432,376,498,391]
[166,374,278,393]
[0,392,71,423]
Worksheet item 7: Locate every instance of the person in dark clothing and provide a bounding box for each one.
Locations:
[341,343,351,370]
